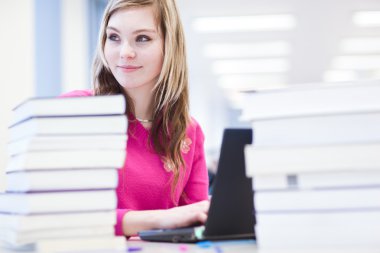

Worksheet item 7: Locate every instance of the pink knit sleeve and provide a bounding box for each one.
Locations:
[179,121,209,205]
[59,89,94,98]
[115,209,130,236]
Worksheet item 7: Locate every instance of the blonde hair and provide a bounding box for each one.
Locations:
[92,0,190,201]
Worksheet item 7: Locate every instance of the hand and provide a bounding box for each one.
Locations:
[157,200,210,229]
[122,200,210,236]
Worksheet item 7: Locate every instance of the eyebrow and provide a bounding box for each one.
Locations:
[106,26,157,34]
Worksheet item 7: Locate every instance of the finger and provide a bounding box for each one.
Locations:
[191,200,209,210]
[185,212,207,227]
[195,200,210,213]
[196,212,208,224]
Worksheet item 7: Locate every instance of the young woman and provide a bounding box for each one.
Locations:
[61,0,209,237]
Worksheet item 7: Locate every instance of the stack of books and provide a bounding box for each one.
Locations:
[241,80,380,250]
[0,95,128,252]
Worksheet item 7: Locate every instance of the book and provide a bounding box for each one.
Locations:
[256,224,380,249]
[11,94,126,126]
[6,149,126,172]
[0,236,126,253]
[9,115,128,141]
[245,143,380,176]
[251,112,380,147]
[7,134,127,156]
[6,169,118,192]
[34,236,126,253]
[255,187,380,212]
[240,80,380,121]
[0,210,116,231]
[256,209,380,227]
[0,225,114,246]
[253,171,380,191]
[0,190,116,214]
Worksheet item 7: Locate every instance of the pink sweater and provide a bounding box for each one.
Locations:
[60,90,209,236]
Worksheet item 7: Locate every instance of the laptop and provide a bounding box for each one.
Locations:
[138,128,255,243]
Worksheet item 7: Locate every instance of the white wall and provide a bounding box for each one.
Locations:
[0,0,35,191]
[61,0,91,92]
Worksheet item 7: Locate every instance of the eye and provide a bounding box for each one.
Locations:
[107,33,120,42]
[136,35,151,42]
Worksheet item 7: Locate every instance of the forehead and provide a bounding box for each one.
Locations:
[108,6,158,30]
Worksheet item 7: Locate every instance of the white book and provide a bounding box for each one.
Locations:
[256,224,380,249]
[0,225,114,246]
[253,171,380,191]
[6,169,118,192]
[256,210,380,227]
[9,115,128,141]
[0,190,116,214]
[255,187,380,212]
[35,236,126,253]
[11,94,126,126]
[252,112,380,147]
[6,149,126,172]
[240,80,380,121]
[245,143,380,176]
[0,236,126,253]
[0,210,116,231]
[7,134,127,156]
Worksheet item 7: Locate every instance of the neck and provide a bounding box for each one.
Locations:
[136,117,153,123]
[123,86,154,123]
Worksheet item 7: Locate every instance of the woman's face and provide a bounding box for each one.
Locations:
[104,6,164,92]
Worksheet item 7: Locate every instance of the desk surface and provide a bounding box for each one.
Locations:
[126,240,380,253]
[0,238,256,253]
[127,238,256,253]
[2,238,380,253]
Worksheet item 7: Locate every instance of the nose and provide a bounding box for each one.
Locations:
[120,42,136,59]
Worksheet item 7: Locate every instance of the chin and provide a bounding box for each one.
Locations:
[119,82,144,90]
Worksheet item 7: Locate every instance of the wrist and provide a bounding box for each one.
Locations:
[123,209,166,236]
[151,209,166,229]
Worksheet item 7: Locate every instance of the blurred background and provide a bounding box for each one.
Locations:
[1,0,380,190]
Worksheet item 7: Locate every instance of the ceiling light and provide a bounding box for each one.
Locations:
[323,70,358,82]
[218,74,287,91]
[212,59,290,74]
[340,37,380,53]
[203,41,291,58]
[192,14,296,32]
[331,55,380,70]
[353,11,380,27]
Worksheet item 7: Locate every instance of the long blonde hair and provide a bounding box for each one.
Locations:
[92,0,190,201]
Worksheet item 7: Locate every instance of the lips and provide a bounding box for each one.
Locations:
[117,65,142,73]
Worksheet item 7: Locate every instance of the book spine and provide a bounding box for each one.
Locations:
[0,211,117,231]
[6,150,126,172]
[256,224,380,249]
[256,209,380,227]
[35,236,127,253]
[9,115,128,141]
[6,169,118,192]
[1,190,117,214]
[7,136,127,156]
[245,143,380,176]
[253,171,380,191]
[255,187,380,212]
[240,82,380,121]
[2,226,115,246]
[252,112,380,147]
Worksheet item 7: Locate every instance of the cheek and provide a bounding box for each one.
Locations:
[151,50,164,71]
[103,44,114,64]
